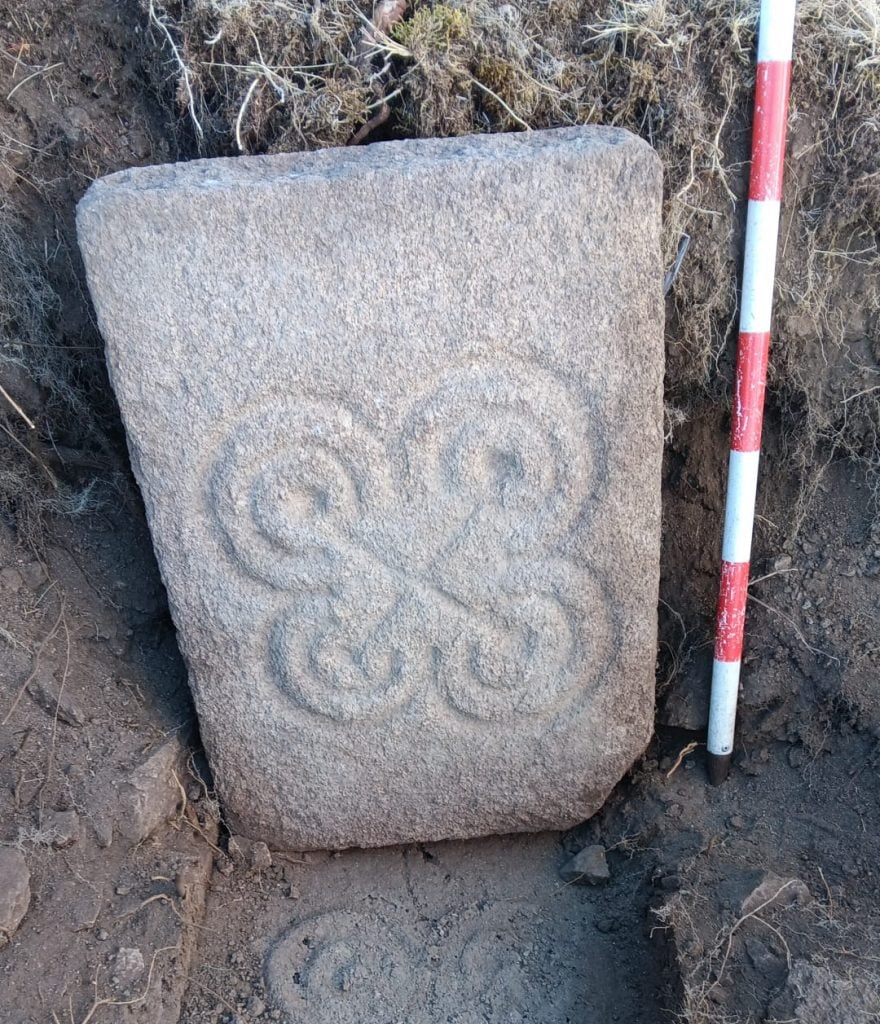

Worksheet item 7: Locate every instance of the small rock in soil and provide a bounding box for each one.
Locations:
[745,936,783,972]
[228,834,252,865]
[0,648,30,688]
[43,809,80,848]
[0,847,31,946]
[250,841,272,871]
[229,835,272,871]
[112,946,145,985]
[0,566,22,591]
[246,995,266,1017]
[788,745,807,768]
[741,873,810,916]
[18,561,47,589]
[27,674,86,727]
[559,845,610,885]
[92,815,113,849]
[114,735,184,845]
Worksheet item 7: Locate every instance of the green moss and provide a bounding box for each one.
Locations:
[393,4,472,52]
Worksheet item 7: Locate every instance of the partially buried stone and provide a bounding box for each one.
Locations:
[90,735,185,848]
[250,841,272,872]
[0,566,22,592]
[27,673,86,727]
[112,947,145,986]
[76,127,664,850]
[0,848,31,945]
[559,845,611,886]
[116,736,184,844]
[43,809,80,848]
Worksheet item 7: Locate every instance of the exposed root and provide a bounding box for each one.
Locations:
[0,212,109,546]
[74,945,179,1024]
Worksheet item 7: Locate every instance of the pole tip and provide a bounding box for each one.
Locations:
[707,751,732,786]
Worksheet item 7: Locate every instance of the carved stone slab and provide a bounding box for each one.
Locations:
[77,128,664,850]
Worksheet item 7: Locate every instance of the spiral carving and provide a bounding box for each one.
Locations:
[207,363,614,722]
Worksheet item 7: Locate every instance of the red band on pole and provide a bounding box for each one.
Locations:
[731,331,771,452]
[714,560,750,663]
[709,1,795,775]
[748,61,792,202]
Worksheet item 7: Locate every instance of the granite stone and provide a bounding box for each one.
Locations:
[77,127,664,850]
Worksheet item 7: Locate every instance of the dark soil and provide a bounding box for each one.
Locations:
[1,2,878,1023]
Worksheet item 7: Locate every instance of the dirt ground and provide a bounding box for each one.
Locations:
[1,1,878,1022]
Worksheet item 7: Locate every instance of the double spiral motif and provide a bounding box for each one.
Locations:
[208,363,614,722]
[265,901,587,1022]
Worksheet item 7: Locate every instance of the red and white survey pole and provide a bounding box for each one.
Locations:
[707,0,796,785]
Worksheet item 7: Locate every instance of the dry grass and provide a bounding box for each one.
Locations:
[142,0,880,508]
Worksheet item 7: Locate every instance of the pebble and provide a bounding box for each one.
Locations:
[656,873,681,891]
[740,873,810,915]
[93,817,114,849]
[18,561,47,589]
[115,736,185,845]
[113,947,145,985]
[559,844,610,886]
[0,566,22,592]
[44,809,80,848]
[229,835,272,871]
[246,995,266,1017]
[250,841,272,872]
[27,674,86,727]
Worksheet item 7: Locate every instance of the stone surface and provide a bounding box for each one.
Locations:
[768,961,880,1024]
[77,127,664,850]
[0,847,31,945]
[0,566,22,592]
[115,736,185,845]
[112,946,146,986]
[559,845,610,885]
[89,735,185,847]
[185,834,663,1023]
[27,672,87,727]
[740,873,810,916]
[43,809,81,848]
